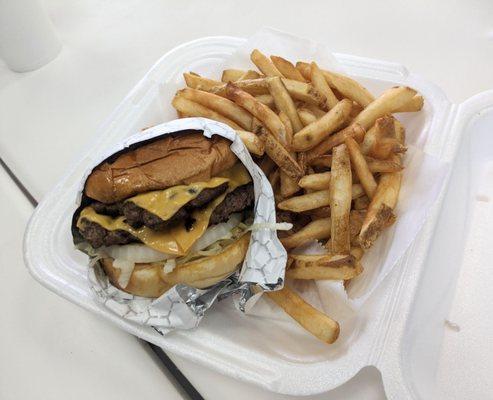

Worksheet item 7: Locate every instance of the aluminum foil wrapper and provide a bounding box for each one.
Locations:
[79,117,287,333]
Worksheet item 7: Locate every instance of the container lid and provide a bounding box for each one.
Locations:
[381,90,493,400]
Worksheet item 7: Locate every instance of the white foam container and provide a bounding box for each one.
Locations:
[23,36,493,398]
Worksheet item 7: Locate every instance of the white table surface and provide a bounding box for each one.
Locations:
[1,1,492,399]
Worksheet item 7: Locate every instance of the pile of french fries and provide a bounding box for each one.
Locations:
[171,49,423,344]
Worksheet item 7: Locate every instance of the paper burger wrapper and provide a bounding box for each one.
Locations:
[75,117,287,333]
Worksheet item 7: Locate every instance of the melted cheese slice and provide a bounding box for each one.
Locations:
[78,163,252,256]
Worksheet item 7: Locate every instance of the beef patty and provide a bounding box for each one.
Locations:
[79,183,253,249]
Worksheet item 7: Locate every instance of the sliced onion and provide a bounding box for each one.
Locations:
[189,213,242,253]
[162,259,176,274]
[113,258,135,288]
[103,244,174,263]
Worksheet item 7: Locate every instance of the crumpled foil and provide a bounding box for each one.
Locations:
[82,117,287,333]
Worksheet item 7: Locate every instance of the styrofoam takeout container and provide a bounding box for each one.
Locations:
[23,35,493,398]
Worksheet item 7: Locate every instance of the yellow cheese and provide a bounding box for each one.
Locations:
[77,163,252,255]
[127,177,229,222]
[126,162,251,222]
[78,192,227,256]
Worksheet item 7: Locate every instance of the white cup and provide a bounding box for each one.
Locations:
[0,0,62,72]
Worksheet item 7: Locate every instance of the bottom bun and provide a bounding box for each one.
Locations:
[101,233,251,298]
[101,259,172,298]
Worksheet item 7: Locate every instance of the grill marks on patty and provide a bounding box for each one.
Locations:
[79,183,253,249]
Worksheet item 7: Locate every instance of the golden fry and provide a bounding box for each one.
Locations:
[257,128,304,180]
[298,108,318,126]
[393,94,424,113]
[328,144,352,254]
[267,77,304,133]
[225,83,288,144]
[307,123,365,160]
[251,49,283,77]
[287,263,362,280]
[271,56,307,82]
[266,286,340,344]
[298,172,331,191]
[353,86,417,130]
[177,88,253,130]
[292,99,352,151]
[296,62,374,107]
[235,130,265,156]
[280,218,331,249]
[183,73,223,92]
[221,69,248,83]
[278,184,363,212]
[281,78,327,109]
[172,96,242,129]
[255,94,275,109]
[311,62,338,109]
[359,172,402,249]
[345,136,377,198]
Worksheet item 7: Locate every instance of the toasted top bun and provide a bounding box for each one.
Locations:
[85,131,237,204]
[100,233,250,298]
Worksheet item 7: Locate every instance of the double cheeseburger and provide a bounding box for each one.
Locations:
[72,131,254,298]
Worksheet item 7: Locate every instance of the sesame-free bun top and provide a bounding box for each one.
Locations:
[84,131,237,204]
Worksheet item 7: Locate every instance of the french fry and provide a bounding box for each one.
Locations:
[279,110,302,197]
[280,218,331,249]
[353,86,417,130]
[221,69,248,82]
[368,137,407,160]
[289,253,355,267]
[349,101,364,119]
[350,210,365,242]
[238,70,262,81]
[307,123,366,160]
[308,155,333,169]
[296,61,375,107]
[328,144,352,254]
[177,88,253,130]
[287,263,363,280]
[304,104,326,119]
[183,73,223,92]
[171,96,242,130]
[393,94,424,113]
[353,195,370,210]
[266,286,340,344]
[360,116,393,155]
[267,77,304,133]
[278,184,363,212]
[298,172,331,191]
[311,62,338,109]
[271,55,307,82]
[393,118,406,144]
[251,116,264,134]
[298,108,318,126]
[278,111,293,141]
[345,136,377,198]
[365,157,404,173]
[251,49,283,77]
[257,128,303,180]
[281,78,327,110]
[298,151,308,174]
[255,94,275,109]
[211,78,269,96]
[359,172,402,249]
[225,83,288,144]
[350,246,365,261]
[292,99,352,151]
[235,130,265,156]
